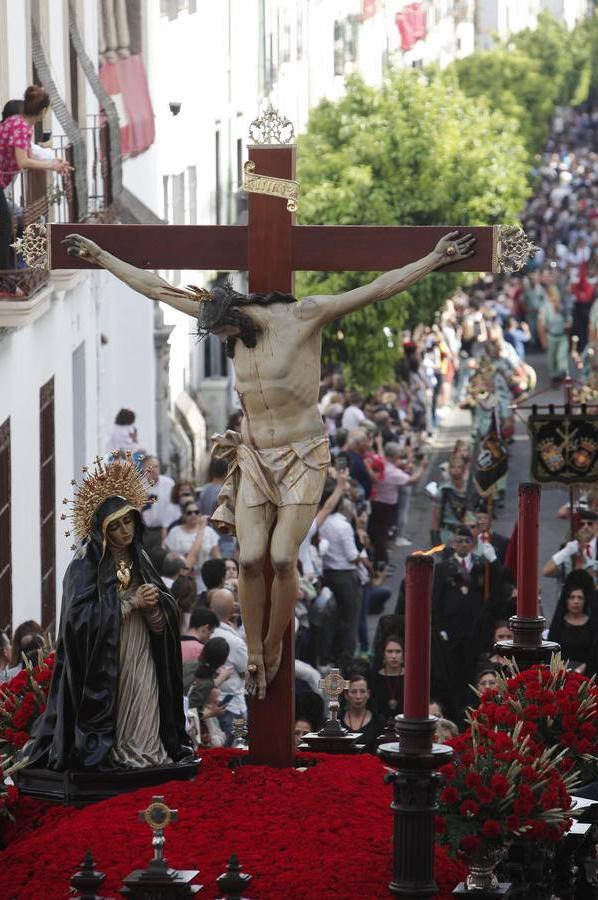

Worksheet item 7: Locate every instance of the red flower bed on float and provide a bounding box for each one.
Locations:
[0,749,467,899]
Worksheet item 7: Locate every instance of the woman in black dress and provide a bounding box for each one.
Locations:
[340,673,385,754]
[548,575,597,673]
[370,634,405,724]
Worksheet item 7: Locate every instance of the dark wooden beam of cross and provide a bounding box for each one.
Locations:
[47,140,502,769]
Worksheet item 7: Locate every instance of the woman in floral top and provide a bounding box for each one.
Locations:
[0,85,72,289]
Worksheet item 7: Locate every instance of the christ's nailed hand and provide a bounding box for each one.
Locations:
[62,233,102,260]
[433,231,476,263]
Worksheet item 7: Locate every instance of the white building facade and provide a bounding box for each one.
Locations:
[0,0,159,634]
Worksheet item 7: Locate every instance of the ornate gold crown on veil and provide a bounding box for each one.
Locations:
[61,452,153,549]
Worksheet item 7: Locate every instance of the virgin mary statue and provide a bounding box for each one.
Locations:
[22,454,192,770]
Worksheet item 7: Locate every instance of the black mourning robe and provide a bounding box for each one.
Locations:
[22,498,192,770]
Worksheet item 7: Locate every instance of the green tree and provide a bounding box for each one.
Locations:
[449,12,590,158]
[296,71,529,387]
[572,10,598,107]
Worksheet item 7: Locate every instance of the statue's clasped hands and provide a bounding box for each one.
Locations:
[135,584,160,609]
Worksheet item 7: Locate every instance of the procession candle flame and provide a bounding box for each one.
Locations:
[413,544,445,557]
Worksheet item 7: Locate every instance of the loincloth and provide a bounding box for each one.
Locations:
[210,430,330,536]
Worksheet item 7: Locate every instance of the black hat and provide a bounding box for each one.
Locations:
[453,525,473,539]
[578,509,598,522]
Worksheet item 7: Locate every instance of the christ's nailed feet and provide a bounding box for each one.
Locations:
[246,654,267,700]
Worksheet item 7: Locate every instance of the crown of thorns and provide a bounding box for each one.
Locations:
[167,281,250,336]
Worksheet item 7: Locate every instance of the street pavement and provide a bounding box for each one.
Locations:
[369,350,569,642]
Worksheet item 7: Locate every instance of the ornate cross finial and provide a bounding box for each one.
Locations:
[249,103,295,144]
[495,224,538,274]
[11,222,48,269]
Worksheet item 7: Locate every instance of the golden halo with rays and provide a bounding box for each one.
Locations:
[61,451,153,549]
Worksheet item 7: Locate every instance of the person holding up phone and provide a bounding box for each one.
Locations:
[187,636,233,748]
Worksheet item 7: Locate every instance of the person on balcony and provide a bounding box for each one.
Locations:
[0,85,72,290]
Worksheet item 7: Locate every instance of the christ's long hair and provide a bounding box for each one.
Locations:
[184,281,296,357]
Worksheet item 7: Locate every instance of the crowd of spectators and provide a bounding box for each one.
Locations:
[7,108,598,754]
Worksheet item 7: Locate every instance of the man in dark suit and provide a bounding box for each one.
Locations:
[472,502,509,564]
[432,525,501,717]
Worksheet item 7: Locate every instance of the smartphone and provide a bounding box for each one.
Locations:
[336,453,349,471]
[220,693,234,706]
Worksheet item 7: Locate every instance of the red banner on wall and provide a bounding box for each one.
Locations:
[99,55,155,159]
[396,2,427,51]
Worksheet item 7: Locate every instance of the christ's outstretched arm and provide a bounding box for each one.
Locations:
[62,234,199,317]
[296,231,476,327]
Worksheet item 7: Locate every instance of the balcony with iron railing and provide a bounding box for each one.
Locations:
[0,116,116,305]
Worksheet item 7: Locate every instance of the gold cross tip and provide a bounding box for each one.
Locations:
[318,668,350,699]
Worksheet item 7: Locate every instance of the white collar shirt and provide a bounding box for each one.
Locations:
[319,513,359,571]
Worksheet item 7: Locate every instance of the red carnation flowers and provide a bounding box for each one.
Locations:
[437,720,574,857]
[471,655,598,783]
[0,652,55,766]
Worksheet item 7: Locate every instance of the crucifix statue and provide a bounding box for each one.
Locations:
[31,107,532,766]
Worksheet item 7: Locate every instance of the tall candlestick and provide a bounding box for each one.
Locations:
[517,483,540,619]
[403,554,434,720]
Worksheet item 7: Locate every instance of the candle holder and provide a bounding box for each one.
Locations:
[495,615,560,670]
[379,715,453,897]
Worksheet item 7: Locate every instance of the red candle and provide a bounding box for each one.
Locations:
[517,483,540,619]
[403,554,434,719]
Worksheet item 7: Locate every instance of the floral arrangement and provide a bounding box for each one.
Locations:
[470,655,598,784]
[437,721,575,857]
[0,749,468,899]
[0,652,55,766]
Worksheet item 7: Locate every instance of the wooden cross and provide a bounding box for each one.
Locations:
[43,109,515,768]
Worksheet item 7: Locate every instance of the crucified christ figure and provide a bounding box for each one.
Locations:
[63,229,475,698]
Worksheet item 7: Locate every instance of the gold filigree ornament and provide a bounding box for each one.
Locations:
[248,104,295,145]
[242,161,299,213]
[116,559,133,592]
[61,451,154,550]
[494,225,539,275]
[11,222,48,269]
